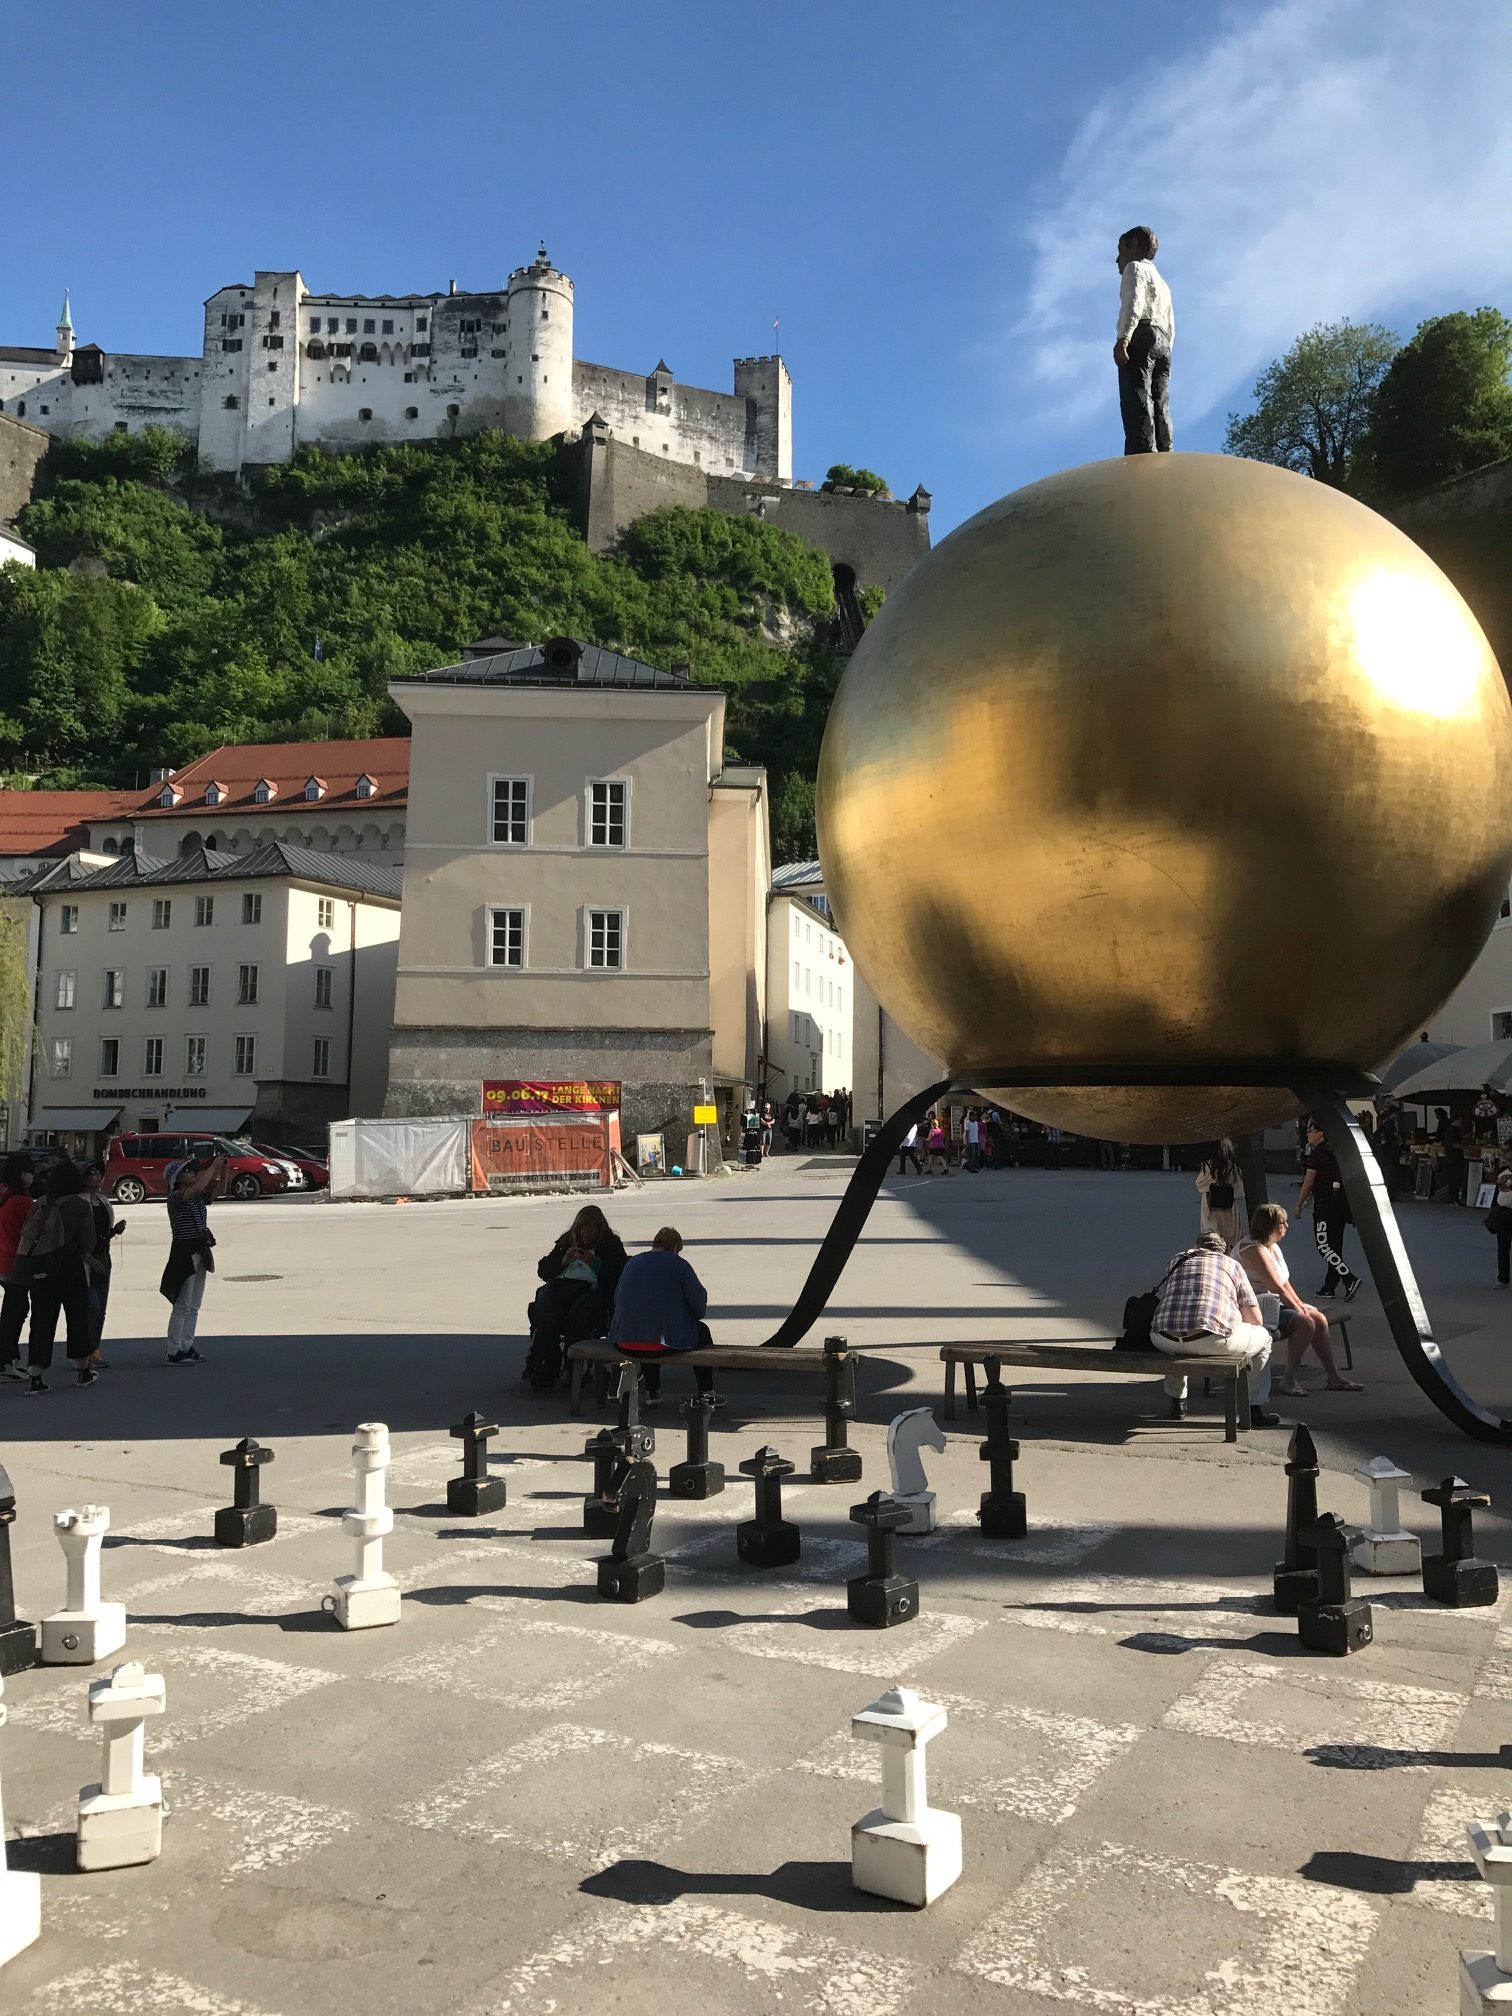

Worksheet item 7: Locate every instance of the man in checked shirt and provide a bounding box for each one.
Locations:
[1113,225,1174,455]
[1151,1231,1280,1428]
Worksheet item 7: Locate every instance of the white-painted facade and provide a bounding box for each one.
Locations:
[2,255,793,483]
[0,527,36,568]
[765,892,854,1097]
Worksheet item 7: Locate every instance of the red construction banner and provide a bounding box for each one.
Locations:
[469,1115,616,1192]
[481,1079,621,1116]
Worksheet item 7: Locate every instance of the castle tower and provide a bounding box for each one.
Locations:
[503,245,574,441]
[733,354,792,483]
[56,290,74,366]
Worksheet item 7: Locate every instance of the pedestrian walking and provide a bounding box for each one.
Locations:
[80,1161,122,1370]
[1296,1119,1361,1302]
[963,1110,982,1173]
[161,1152,226,1365]
[1113,224,1173,454]
[759,1100,776,1159]
[0,1156,34,1381]
[1490,1167,1512,1288]
[15,1157,98,1392]
[897,1123,923,1177]
[927,1119,950,1175]
[1196,1139,1243,1251]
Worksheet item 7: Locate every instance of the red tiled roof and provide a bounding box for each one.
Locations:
[0,789,136,859]
[131,739,409,819]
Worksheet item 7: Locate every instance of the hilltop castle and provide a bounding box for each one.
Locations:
[0,248,791,481]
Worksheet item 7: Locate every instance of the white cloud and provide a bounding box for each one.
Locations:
[1016,0,1512,436]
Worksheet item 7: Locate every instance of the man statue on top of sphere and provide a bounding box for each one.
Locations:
[1113,224,1174,455]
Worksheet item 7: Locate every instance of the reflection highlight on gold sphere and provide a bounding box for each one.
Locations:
[817,454,1512,1143]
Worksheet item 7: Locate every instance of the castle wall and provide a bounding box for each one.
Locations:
[0,411,49,523]
[571,361,755,476]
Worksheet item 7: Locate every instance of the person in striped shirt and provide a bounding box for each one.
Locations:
[1151,1231,1278,1427]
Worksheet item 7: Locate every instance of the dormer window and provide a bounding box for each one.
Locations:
[203,782,226,805]
[157,783,181,808]
[253,779,277,804]
[355,775,376,799]
[304,777,326,801]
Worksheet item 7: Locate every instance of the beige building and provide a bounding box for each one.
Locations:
[385,638,769,1143]
[1426,893,1512,1048]
[15,840,401,1153]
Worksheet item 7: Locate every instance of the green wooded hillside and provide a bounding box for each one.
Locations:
[0,428,860,858]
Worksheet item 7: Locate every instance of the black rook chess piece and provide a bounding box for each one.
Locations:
[977,1359,1027,1539]
[597,1458,665,1601]
[737,1447,801,1567]
[446,1411,507,1517]
[1421,1477,1499,1608]
[213,1438,278,1548]
[1273,1424,1321,1615]
[847,1492,918,1628]
[1297,1512,1373,1655]
[582,1429,626,1539]
[811,1335,863,1484]
[0,1463,37,1675]
[669,1393,724,1500]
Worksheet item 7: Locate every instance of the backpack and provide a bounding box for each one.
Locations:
[524,1331,564,1389]
[1116,1249,1203,1352]
[1206,1180,1235,1211]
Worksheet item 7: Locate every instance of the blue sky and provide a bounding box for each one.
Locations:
[7,0,1511,532]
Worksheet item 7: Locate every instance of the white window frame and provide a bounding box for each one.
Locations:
[146,965,168,1008]
[233,1034,257,1076]
[312,1036,331,1079]
[59,904,78,935]
[1492,1009,1512,1041]
[314,965,334,1008]
[584,906,627,972]
[238,962,260,1005]
[355,775,376,799]
[585,776,630,850]
[488,774,533,848]
[317,896,336,930]
[486,905,528,970]
[51,1037,71,1078]
[194,895,215,926]
[143,1036,164,1078]
[108,901,127,931]
[185,1034,207,1078]
[152,898,172,929]
[99,1037,120,1078]
[189,964,211,1007]
[242,892,262,924]
[55,970,75,1010]
[102,969,124,1010]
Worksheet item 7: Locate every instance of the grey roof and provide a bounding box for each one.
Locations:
[7,839,401,902]
[411,640,704,692]
[771,859,823,890]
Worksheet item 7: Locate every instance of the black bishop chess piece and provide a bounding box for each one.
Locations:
[213,1438,278,1548]
[446,1411,507,1517]
[1421,1477,1499,1608]
[669,1393,724,1500]
[737,1447,801,1567]
[0,1463,36,1675]
[1273,1424,1321,1615]
[847,1492,918,1628]
[977,1358,1027,1539]
[1297,1512,1373,1655]
[811,1335,863,1484]
[597,1458,665,1602]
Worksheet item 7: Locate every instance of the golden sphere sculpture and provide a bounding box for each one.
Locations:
[817,454,1512,1144]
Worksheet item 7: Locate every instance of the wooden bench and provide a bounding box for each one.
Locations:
[566,1340,833,1417]
[939,1343,1252,1442]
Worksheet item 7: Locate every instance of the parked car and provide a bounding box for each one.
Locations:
[279,1146,329,1190]
[104,1133,294,1205]
[252,1144,305,1190]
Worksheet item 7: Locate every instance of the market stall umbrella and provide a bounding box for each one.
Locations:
[1377,1038,1463,1093]
[1392,1040,1512,1101]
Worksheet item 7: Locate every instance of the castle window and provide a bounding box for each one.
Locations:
[307,342,325,360]
[268,363,278,373]
[263,334,284,349]
[268,396,275,405]
[404,406,418,420]
[364,319,375,334]
[222,338,242,352]
[403,373,414,384]
[114,421,127,432]
[359,344,377,363]
[382,319,393,334]
[309,317,322,333]
[417,317,428,332]
[223,395,239,410]
[345,318,357,334]
[446,404,460,418]
[462,347,478,360]
[40,405,48,415]
[15,403,24,417]
[269,311,281,329]
[358,408,372,422]
[531,353,539,362]
[490,350,506,359]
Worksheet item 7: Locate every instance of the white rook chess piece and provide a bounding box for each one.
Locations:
[77,1659,165,1871]
[850,1685,961,1907]
[886,1408,945,1535]
[1461,1813,1512,2011]
[1350,1456,1421,1577]
[0,1678,41,1966]
[327,1423,400,1631]
[42,1504,126,1666]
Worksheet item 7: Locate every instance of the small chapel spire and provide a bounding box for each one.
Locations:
[56,289,74,364]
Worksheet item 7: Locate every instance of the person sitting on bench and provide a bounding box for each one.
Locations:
[1234,1203,1362,1396]
[526,1204,628,1388]
[1151,1230,1279,1428]
[609,1225,719,1408]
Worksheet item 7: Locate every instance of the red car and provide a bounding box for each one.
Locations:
[279,1146,329,1190]
[104,1133,294,1204]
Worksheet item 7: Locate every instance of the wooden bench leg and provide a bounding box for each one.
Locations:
[594,1361,609,1411]
[569,1357,585,1418]
[943,1359,957,1422]
[1237,1364,1251,1435]
[1224,1370,1236,1443]
[964,1361,979,1415]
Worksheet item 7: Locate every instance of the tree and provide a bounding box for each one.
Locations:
[1356,308,1512,495]
[1223,322,1397,486]
[825,464,889,496]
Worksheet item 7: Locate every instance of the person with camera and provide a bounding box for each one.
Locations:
[161,1152,226,1365]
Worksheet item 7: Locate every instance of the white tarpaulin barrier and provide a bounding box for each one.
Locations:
[328,1118,471,1199]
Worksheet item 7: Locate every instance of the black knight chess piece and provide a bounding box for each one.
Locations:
[616,1361,655,1458]
[1297,1513,1373,1655]
[811,1335,863,1483]
[446,1411,507,1517]
[1273,1424,1322,1615]
[669,1393,724,1500]
[0,1463,36,1675]
[977,1359,1027,1539]
[582,1429,627,1539]
[737,1447,801,1567]
[1421,1477,1499,1608]
[847,1492,918,1628]
[214,1438,278,1548]
[597,1458,665,1602]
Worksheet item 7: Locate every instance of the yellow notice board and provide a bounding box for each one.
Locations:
[692,1104,718,1124]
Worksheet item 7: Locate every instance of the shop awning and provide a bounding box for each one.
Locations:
[1392,1041,1512,1100]
[1378,1038,1463,1092]
[164,1107,253,1133]
[28,1106,121,1132]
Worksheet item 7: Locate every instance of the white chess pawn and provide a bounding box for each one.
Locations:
[0,1677,41,1966]
[77,1659,165,1871]
[886,1408,945,1535]
[327,1423,400,1631]
[1461,1812,1512,2012]
[42,1504,127,1665]
[1350,1457,1421,1577]
[850,1685,961,1906]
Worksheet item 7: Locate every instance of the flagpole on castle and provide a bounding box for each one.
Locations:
[774,315,780,355]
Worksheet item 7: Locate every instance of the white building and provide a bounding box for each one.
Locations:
[0,255,792,483]
[0,527,34,569]
[13,840,401,1154]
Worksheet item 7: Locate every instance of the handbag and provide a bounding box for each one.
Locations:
[1207,1180,1235,1211]
[1117,1251,1200,1351]
[1485,1204,1509,1236]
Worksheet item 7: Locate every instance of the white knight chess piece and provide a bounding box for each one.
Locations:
[886,1408,945,1534]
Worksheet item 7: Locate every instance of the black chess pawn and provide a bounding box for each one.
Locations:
[213,1438,278,1548]
[1297,1513,1373,1655]
[669,1393,724,1500]
[446,1411,507,1517]
[737,1447,801,1567]
[583,1428,627,1539]
[977,1359,1026,1539]
[1272,1423,1321,1615]
[1421,1477,1499,1608]
[811,1335,863,1484]
[847,1492,918,1628]
[597,1459,665,1601]
[0,1463,36,1675]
